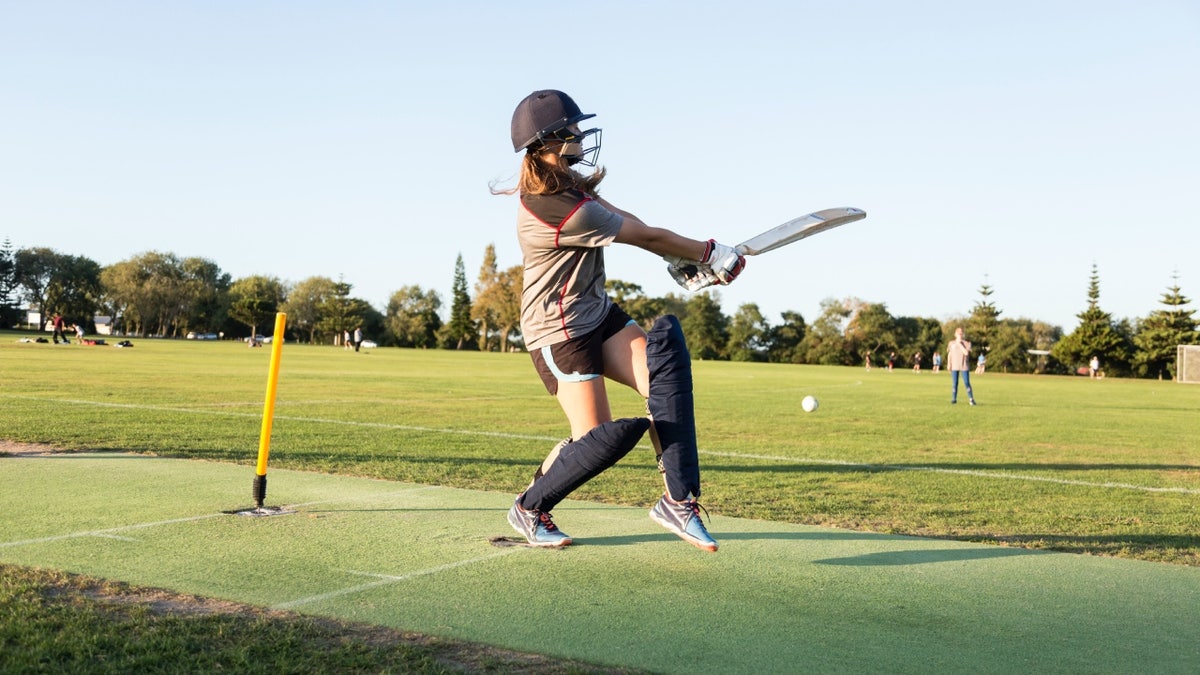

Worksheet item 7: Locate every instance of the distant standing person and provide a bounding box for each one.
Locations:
[74,323,85,343]
[344,329,352,350]
[931,351,941,372]
[886,351,896,372]
[912,351,922,372]
[1089,355,1100,378]
[51,313,67,344]
[975,352,986,374]
[353,326,363,352]
[946,327,976,405]
[864,352,872,371]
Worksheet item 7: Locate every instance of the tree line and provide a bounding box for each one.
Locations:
[2,239,1195,379]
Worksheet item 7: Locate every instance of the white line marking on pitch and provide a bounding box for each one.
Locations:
[273,551,520,610]
[0,514,226,549]
[0,487,439,549]
[6,393,1195,495]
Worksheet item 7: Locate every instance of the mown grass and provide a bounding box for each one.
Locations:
[3,330,1199,565]
[3,330,1199,672]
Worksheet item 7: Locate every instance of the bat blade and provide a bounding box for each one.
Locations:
[735,207,865,256]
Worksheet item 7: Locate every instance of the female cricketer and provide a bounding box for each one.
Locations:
[496,89,745,550]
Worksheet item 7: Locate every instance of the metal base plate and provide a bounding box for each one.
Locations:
[224,506,297,517]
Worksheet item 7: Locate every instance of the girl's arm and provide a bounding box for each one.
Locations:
[599,197,708,261]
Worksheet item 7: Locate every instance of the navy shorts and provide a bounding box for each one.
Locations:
[530,305,636,395]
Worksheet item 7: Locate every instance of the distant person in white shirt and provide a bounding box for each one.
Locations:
[946,327,976,405]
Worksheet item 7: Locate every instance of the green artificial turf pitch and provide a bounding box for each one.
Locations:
[3,454,1198,673]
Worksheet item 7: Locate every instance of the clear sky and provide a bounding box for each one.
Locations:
[3,1,1197,332]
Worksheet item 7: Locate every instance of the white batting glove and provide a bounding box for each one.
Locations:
[700,239,746,284]
[667,263,722,292]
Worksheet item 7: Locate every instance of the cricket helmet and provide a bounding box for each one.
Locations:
[510,89,602,166]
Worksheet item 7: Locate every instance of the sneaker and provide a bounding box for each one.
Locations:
[969,399,977,406]
[507,495,572,548]
[650,494,719,552]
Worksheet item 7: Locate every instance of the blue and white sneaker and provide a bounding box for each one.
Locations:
[650,493,718,552]
[507,495,572,548]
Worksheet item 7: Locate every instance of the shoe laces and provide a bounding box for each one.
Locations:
[536,511,560,532]
[682,499,710,524]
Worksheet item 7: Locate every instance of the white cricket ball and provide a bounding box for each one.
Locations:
[802,395,819,413]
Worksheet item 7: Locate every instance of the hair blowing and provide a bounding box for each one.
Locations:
[517,151,606,196]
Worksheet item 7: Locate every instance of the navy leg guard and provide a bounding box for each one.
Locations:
[521,417,650,512]
[646,315,701,500]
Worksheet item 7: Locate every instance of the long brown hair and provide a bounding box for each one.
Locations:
[493,151,606,197]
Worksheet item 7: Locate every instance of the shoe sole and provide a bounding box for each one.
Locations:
[507,511,572,547]
[650,511,718,552]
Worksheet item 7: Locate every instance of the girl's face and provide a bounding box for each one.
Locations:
[541,123,601,167]
[541,124,582,160]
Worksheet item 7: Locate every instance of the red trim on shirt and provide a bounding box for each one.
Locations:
[519,193,592,249]
[554,197,591,248]
[556,251,582,339]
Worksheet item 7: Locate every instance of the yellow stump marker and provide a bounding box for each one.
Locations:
[252,312,287,509]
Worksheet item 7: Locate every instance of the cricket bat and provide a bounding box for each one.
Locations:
[735,207,866,256]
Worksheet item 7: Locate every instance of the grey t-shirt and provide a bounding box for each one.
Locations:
[518,189,623,350]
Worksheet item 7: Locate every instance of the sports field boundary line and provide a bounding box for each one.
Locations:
[2,394,546,441]
[5,393,1194,495]
[701,450,1200,495]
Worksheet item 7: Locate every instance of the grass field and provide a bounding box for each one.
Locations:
[4,331,1197,564]
[3,331,1200,672]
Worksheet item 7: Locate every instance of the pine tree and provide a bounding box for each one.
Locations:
[0,238,19,327]
[1052,263,1132,375]
[966,277,1001,353]
[1132,274,1198,379]
[441,254,476,350]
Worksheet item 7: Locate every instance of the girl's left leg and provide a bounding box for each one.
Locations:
[605,318,717,551]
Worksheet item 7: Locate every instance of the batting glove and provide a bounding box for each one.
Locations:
[701,240,746,284]
[667,262,722,292]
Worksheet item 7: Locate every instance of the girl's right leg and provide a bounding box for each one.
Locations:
[512,355,650,547]
[521,329,647,509]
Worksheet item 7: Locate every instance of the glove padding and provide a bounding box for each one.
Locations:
[667,262,723,292]
[663,239,746,292]
[701,239,746,284]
